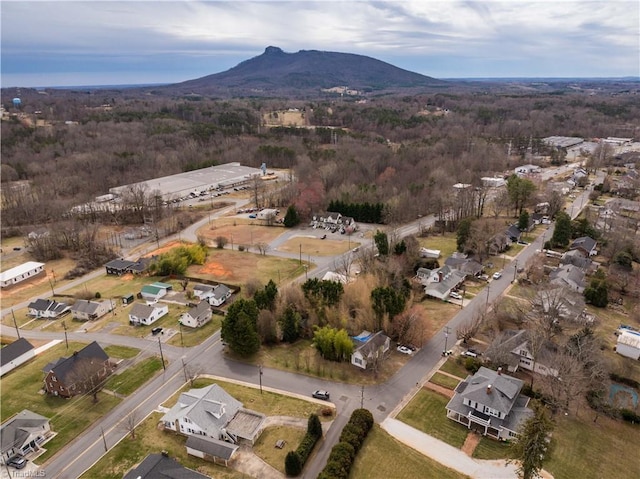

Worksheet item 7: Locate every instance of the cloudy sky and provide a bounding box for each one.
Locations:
[1,0,638,87]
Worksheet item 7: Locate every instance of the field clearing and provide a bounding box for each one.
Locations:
[418,233,457,260]
[196,220,283,248]
[277,234,359,256]
[253,425,306,473]
[351,425,467,479]
[104,357,164,396]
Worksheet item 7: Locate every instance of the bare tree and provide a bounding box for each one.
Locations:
[121,411,141,439]
[215,236,228,249]
[456,309,485,345]
[255,242,269,255]
[66,357,113,403]
[391,305,427,346]
[490,189,510,218]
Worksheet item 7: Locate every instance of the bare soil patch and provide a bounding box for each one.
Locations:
[142,240,188,257]
[461,432,481,456]
[197,221,283,247]
[278,235,359,257]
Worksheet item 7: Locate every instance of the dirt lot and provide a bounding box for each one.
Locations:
[196,220,283,247]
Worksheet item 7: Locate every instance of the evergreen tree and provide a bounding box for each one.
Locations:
[584,270,608,307]
[285,451,302,476]
[456,217,473,252]
[307,414,323,438]
[373,230,389,256]
[280,305,301,343]
[283,205,300,227]
[221,299,260,356]
[518,210,530,231]
[551,211,572,248]
[511,403,553,479]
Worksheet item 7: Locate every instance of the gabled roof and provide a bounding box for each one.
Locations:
[455,366,523,416]
[105,259,134,270]
[186,301,210,319]
[193,283,215,292]
[70,300,104,315]
[212,284,231,301]
[186,435,238,461]
[130,303,160,319]
[485,329,558,369]
[550,265,586,290]
[141,285,163,295]
[0,261,44,282]
[161,384,243,437]
[0,338,34,367]
[27,298,70,315]
[0,410,49,454]
[353,330,389,358]
[123,453,211,479]
[505,225,522,239]
[570,236,597,253]
[42,341,109,384]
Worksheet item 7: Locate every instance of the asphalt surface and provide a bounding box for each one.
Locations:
[0,166,598,478]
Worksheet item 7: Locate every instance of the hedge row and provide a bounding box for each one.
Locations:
[285,414,322,476]
[317,408,374,479]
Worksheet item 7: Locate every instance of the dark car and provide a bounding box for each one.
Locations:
[7,456,27,469]
[312,390,330,400]
[321,234,327,240]
[151,327,163,335]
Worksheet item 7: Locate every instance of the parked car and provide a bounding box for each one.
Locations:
[312,390,330,400]
[492,271,502,280]
[462,350,478,358]
[321,234,327,239]
[151,327,163,335]
[248,214,257,219]
[449,291,462,300]
[7,456,27,469]
[397,345,413,355]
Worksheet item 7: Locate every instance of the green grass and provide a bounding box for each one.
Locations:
[80,412,244,479]
[472,437,515,460]
[439,358,469,380]
[397,389,469,448]
[253,425,306,473]
[418,233,458,260]
[430,372,461,390]
[545,412,640,479]
[167,315,222,347]
[350,425,468,479]
[103,345,140,359]
[104,357,164,396]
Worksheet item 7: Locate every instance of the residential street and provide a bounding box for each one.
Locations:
[0,172,598,479]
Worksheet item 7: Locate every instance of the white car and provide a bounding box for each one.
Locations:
[492,271,502,280]
[397,345,413,355]
[449,291,462,300]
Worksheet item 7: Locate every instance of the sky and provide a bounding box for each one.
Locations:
[1,0,639,88]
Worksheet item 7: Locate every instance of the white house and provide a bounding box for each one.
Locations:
[0,261,45,288]
[616,330,640,360]
[446,367,533,441]
[418,265,467,301]
[27,299,71,319]
[485,330,559,377]
[351,331,390,369]
[180,302,212,328]
[140,282,172,302]
[193,284,215,302]
[0,410,53,463]
[70,300,111,321]
[257,208,278,221]
[209,284,232,307]
[128,303,169,326]
[419,248,441,259]
[0,338,35,377]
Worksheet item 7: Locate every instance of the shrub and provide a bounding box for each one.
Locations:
[296,433,319,464]
[94,291,101,299]
[320,407,334,417]
[284,451,302,476]
[620,409,640,424]
[464,357,481,373]
[307,413,322,438]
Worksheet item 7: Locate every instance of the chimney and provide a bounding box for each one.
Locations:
[497,367,502,375]
[486,384,492,394]
[438,271,443,282]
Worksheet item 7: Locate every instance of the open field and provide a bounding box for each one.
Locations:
[104,357,164,396]
[103,345,140,359]
[277,234,360,257]
[351,425,468,479]
[397,388,469,448]
[417,233,457,260]
[167,315,222,347]
[253,425,306,473]
[196,218,284,248]
[0,341,121,463]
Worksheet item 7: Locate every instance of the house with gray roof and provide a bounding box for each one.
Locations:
[0,338,35,377]
[351,330,391,369]
[186,435,239,467]
[193,284,215,302]
[161,384,265,446]
[484,330,559,377]
[0,261,45,288]
[27,298,71,319]
[128,303,168,326]
[123,453,211,479]
[70,300,111,321]
[444,253,484,277]
[209,284,232,307]
[560,249,598,273]
[446,367,533,441]
[180,302,212,329]
[417,264,467,301]
[550,265,587,293]
[569,236,598,257]
[0,410,52,463]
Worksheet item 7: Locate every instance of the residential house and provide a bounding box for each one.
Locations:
[193,283,215,302]
[123,453,212,479]
[419,248,441,259]
[514,164,541,176]
[569,236,598,257]
[351,330,391,369]
[505,225,522,243]
[322,271,350,284]
[560,249,598,273]
[0,410,52,463]
[161,384,265,446]
[0,261,45,288]
[532,288,591,324]
[310,212,357,232]
[485,330,559,377]
[415,267,431,283]
[180,302,212,329]
[257,208,278,221]
[27,299,71,319]
[446,366,534,441]
[42,341,113,398]
[444,253,484,277]
[616,330,640,360]
[488,233,511,255]
[209,284,232,307]
[70,300,111,321]
[186,435,239,467]
[104,258,151,276]
[418,265,467,301]
[549,265,587,293]
[140,282,172,302]
[568,167,588,187]
[0,338,35,377]
[128,303,169,326]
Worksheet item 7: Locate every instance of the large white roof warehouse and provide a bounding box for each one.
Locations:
[108,162,263,201]
[0,261,45,288]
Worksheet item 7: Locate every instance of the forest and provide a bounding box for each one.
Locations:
[1,85,639,234]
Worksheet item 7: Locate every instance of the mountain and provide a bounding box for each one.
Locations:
[163,46,446,96]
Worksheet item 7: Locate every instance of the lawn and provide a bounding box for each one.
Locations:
[164,378,334,420]
[472,437,515,460]
[0,341,121,463]
[350,425,468,479]
[80,412,244,479]
[103,345,141,359]
[439,358,470,379]
[430,372,462,390]
[253,425,306,473]
[418,233,457,260]
[546,412,640,479]
[396,389,468,448]
[104,357,164,396]
[167,315,222,347]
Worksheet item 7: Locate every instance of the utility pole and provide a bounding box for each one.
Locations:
[62,321,69,349]
[158,337,166,371]
[443,326,451,356]
[179,321,184,348]
[360,385,364,408]
[101,427,108,452]
[181,356,188,382]
[485,283,491,310]
[299,244,302,265]
[259,365,263,394]
[513,259,518,283]
[11,309,20,338]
